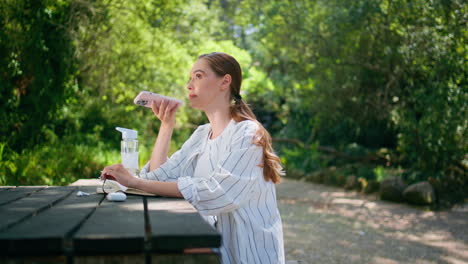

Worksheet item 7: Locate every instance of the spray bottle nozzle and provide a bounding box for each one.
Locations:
[116,127,138,139]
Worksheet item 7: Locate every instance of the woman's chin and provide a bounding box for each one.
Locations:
[189,102,201,109]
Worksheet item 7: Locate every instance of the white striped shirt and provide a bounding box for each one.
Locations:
[139,119,285,264]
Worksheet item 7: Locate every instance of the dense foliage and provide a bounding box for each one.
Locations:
[1,0,466,206]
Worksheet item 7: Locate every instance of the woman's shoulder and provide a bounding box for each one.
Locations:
[188,123,210,139]
[228,119,260,145]
[195,123,211,132]
[177,123,209,147]
[232,119,259,134]
[187,119,259,142]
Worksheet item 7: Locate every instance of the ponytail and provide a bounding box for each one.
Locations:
[198,52,284,184]
[230,100,284,183]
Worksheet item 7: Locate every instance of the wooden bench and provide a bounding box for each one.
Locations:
[0,181,221,263]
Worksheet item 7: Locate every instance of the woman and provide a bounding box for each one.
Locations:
[101,52,285,264]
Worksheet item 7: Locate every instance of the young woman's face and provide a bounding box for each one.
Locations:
[186,59,225,110]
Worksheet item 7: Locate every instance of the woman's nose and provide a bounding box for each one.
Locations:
[186,81,193,91]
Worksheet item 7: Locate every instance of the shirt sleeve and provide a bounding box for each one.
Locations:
[177,120,263,215]
[139,126,205,182]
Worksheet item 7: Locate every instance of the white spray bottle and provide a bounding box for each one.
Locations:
[116,127,139,176]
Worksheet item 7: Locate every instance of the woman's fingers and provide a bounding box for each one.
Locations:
[160,99,167,113]
[102,164,120,173]
[166,100,175,118]
[101,166,114,177]
[151,101,159,116]
[149,98,178,124]
[164,101,172,118]
[168,104,177,117]
[100,164,127,181]
[156,99,164,119]
[165,101,177,115]
[169,101,179,111]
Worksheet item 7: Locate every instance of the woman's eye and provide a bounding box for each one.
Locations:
[187,74,202,83]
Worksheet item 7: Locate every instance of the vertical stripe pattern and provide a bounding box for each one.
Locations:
[139,119,285,264]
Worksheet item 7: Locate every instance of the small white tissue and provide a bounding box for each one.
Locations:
[106,192,127,202]
[76,191,90,197]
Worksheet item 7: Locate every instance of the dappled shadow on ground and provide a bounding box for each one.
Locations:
[277,178,468,264]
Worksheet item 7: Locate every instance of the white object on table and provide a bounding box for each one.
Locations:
[106,192,127,202]
[76,191,90,197]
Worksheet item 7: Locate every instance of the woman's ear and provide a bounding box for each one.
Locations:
[220,74,232,91]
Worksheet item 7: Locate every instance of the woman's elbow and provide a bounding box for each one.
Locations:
[195,197,243,216]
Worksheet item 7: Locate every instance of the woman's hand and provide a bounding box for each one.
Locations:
[151,99,180,127]
[100,164,136,188]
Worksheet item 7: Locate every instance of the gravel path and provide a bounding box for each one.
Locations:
[277,178,468,264]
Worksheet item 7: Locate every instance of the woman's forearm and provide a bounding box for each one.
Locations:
[149,123,174,171]
[130,177,183,198]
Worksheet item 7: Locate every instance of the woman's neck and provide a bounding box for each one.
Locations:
[205,106,231,139]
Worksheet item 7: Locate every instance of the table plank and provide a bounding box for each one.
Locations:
[74,254,145,264]
[0,186,16,192]
[151,253,220,263]
[73,194,146,255]
[0,255,67,263]
[0,186,103,256]
[146,198,221,252]
[0,186,46,206]
[0,186,76,232]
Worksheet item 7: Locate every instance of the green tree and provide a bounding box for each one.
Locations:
[0,0,77,151]
[223,0,467,203]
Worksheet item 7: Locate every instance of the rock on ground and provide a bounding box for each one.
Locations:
[403,181,436,205]
[379,176,407,202]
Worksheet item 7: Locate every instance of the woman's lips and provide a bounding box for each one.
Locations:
[189,94,197,99]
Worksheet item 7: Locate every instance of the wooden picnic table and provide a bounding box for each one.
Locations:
[0,179,221,263]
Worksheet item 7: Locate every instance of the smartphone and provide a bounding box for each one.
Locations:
[133,91,183,109]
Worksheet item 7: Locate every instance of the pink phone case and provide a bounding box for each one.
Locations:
[133,91,183,109]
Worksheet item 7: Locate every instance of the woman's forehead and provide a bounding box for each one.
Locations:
[190,59,211,74]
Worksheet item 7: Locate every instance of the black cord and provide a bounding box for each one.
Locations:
[101,178,108,194]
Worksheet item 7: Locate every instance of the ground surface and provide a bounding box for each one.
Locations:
[277,178,468,264]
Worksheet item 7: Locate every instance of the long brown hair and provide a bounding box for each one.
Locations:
[198,52,284,183]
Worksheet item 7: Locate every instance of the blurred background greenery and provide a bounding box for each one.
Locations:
[0,0,466,207]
